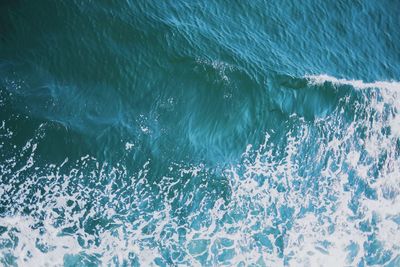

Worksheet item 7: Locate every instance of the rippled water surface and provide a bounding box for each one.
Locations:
[1,1,400,266]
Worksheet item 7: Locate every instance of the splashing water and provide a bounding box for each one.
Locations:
[1,76,399,266]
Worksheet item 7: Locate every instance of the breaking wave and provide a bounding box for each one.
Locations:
[1,74,399,266]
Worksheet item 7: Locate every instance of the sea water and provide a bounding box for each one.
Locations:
[0,1,399,266]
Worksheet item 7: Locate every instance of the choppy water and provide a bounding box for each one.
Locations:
[1,1,400,266]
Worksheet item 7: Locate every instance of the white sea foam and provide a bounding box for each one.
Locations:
[305,74,400,91]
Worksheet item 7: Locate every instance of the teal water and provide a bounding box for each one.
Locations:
[1,1,400,266]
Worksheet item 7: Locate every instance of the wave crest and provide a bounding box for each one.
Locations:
[305,74,400,91]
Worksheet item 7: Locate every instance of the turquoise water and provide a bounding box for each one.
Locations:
[1,1,400,266]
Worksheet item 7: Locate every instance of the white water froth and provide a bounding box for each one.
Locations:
[306,74,400,91]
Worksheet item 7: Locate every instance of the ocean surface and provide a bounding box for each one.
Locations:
[1,1,400,266]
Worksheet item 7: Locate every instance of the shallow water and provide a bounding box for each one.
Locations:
[0,1,400,266]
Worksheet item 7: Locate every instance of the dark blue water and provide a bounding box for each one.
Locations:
[1,1,400,266]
